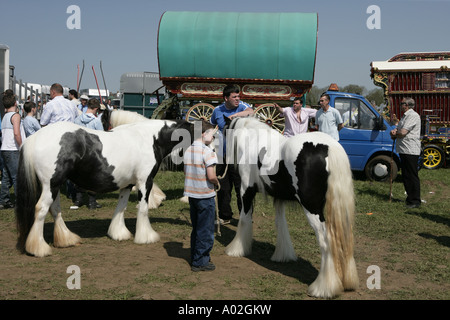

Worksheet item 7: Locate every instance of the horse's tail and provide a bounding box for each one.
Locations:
[324,144,359,291]
[15,137,41,253]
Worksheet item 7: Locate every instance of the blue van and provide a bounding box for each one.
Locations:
[325,88,399,182]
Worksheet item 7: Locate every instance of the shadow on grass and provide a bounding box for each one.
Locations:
[213,224,318,286]
[405,210,450,227]
[418,233,450,248]
[43,215,317,286]
[43,216,191,241]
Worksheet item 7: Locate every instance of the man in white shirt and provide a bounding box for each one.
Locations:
[40,83,79,126]
[390,98,421,208]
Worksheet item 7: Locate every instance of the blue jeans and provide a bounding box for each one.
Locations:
[0,150,20,204]
[189,197,215,267]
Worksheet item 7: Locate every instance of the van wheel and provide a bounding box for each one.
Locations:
[422,145,444,170]
[365,155,398,182]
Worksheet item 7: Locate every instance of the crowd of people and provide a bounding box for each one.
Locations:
[0,83,111,210]
[183,84,422,272]
[2,83,421,272]
[183,85,347,272]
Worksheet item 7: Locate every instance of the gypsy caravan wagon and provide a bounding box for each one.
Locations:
[371,52,450,169]
[154,13,359,299]
[152,11,318,133]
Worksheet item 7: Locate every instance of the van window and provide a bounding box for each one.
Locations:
[335,97,376,130]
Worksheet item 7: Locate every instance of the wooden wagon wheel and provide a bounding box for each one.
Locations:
[254,103,285,134]
[185,103,215,122]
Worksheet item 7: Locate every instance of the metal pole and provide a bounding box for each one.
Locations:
[92,65,102,103]
[78,60,85,93]
[77,64,80,92]
[143,73,146,116]
[389,139,396,202]
[18,79,22,102]
[100,61,108,97]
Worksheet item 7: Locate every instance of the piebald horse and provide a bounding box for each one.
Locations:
[105,109,167,208]
[223,116,359,299]
[15,118,207,257]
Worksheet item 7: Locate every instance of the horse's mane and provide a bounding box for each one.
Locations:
[226,116,285,169]
[229,116,280,134]
[110,110,149,128]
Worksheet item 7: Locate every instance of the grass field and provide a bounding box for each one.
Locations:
[0,167,448,300]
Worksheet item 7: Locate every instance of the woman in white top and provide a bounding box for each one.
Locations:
[0,93,26,209]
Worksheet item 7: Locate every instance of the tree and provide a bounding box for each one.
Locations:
[365,88,385,106]
[341,84,366,95]
[305,85,329,107]
[304,84,385,108]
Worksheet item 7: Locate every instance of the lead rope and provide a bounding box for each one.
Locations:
[214,163,228,237]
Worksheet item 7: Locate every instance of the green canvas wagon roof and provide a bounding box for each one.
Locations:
[157,11,318,83]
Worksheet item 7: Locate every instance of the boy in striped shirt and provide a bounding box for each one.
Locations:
[184,122,219,271]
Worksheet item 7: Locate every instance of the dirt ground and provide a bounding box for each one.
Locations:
[0,201,447,302]
[1,168,449,302]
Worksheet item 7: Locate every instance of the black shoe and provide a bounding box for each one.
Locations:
[73,201,84,207]
[191,262,216,272]
[406,203,421,209]
[88,203,97,210]
[88,202,102,209]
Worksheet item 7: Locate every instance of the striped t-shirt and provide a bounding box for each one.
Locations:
[184,141,218,199]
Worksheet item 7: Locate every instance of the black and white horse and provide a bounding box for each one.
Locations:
[223,116,359,298]
[15,118,205,257]
[106,109,167,207]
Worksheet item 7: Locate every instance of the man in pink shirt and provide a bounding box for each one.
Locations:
[274,97,317,137]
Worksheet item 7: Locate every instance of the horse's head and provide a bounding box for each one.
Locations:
[222,115,234,139]
[171,119,214,144]
[223,115,232,129]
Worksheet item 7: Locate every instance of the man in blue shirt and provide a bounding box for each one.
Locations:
[23,101,41,137]
[210,85,254,225]
[74,98,104,130]
[315,93,343,141]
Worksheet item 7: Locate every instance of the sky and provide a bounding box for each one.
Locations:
[1,0,449,95]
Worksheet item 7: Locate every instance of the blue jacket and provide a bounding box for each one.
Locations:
[74,113,104,131]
